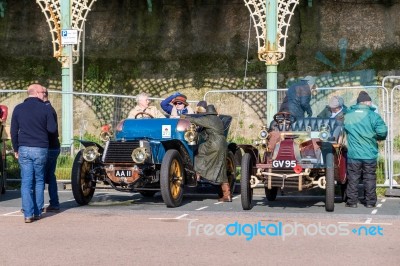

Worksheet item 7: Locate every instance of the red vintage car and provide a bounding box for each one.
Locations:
[239,112,347,212]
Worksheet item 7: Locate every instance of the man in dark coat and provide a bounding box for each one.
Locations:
[286,76,316,119]
[185,105,231,202]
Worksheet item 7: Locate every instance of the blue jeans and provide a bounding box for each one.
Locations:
[19,146,48,218]
[46,148,60,208]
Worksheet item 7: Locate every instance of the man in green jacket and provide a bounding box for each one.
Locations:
[344,91,387,208]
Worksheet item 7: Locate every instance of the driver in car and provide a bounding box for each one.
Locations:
[128,92,166,119]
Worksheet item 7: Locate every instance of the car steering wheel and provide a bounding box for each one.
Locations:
[273,112,296,125]
[134,112,154,119]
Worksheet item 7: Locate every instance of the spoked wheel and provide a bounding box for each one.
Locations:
[160,150,184,208]
[265,187,278,201]
[240,153,253,210]
[325,151,335,212]
[226,151,237,195]
[71,150,96,205]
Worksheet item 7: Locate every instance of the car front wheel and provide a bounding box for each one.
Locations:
[160,149,184,207]
[325,152,335,212]
[71,150,96,205]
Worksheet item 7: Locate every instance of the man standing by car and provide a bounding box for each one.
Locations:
[184,105,231,202]
[344,91,387,208]
[11,84,57,223]
[42,87,61,213]
[286,76,316,119]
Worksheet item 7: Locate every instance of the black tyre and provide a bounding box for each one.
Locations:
[240,153,253,210]
[265,187,278,201]
[139,191,157,197]
[160,150,184,207]
[226,151,237,195]
[71,150,96,205]
[325,152,335,212]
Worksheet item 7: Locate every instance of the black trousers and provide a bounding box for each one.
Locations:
[346,158,377,205]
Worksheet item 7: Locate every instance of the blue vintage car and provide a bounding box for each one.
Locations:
[71,115,238,207]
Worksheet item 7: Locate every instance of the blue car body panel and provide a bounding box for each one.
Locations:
[115,118,195,163]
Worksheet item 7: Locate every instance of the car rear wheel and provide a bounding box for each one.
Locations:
[265,187,278,201]
[71,150,96,205]
[325,152,335,212]
[160,150,184,208]
[240,153,253,210]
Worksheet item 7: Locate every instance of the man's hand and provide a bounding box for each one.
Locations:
[14,152,18,159]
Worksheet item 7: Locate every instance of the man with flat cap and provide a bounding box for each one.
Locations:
[317,95,347,122]
[184,105,232,202]
[344,91,387,208]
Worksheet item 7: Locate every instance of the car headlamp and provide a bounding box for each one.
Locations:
[184,123,198,145]
[82,146,100,162]
[258,126,269,140]
[131,147,149,164]
[319,125,330,141]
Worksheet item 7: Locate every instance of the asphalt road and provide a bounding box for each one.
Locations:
[1,188,400,265]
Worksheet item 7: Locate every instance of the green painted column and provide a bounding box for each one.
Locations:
[266,0,278,123]
[60,0,74,153]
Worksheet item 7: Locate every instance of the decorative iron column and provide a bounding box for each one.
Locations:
[266,0,278,123]
[60,0,74,152]
[244,0,299,123]
[37,0,97,154]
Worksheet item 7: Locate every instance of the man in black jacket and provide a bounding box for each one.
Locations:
[42,87,61,213]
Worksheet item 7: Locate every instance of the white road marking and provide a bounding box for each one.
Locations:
[232,196,239,200]
[365,218,372,224]
[381,199,386,203]
[371,209,378,214]
[214,202,223,205]
[195,206,208,211]
[376,204,382,208]
[175,214,188,219]
[2,211,23,217]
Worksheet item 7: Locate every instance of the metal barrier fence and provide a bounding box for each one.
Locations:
[1,84,399,191]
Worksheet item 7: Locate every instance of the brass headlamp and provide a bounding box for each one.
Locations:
[184,123,198,145]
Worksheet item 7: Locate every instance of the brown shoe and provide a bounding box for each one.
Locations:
[24,217,34,223]
[43,205,60,213]
[218,183,232,202]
